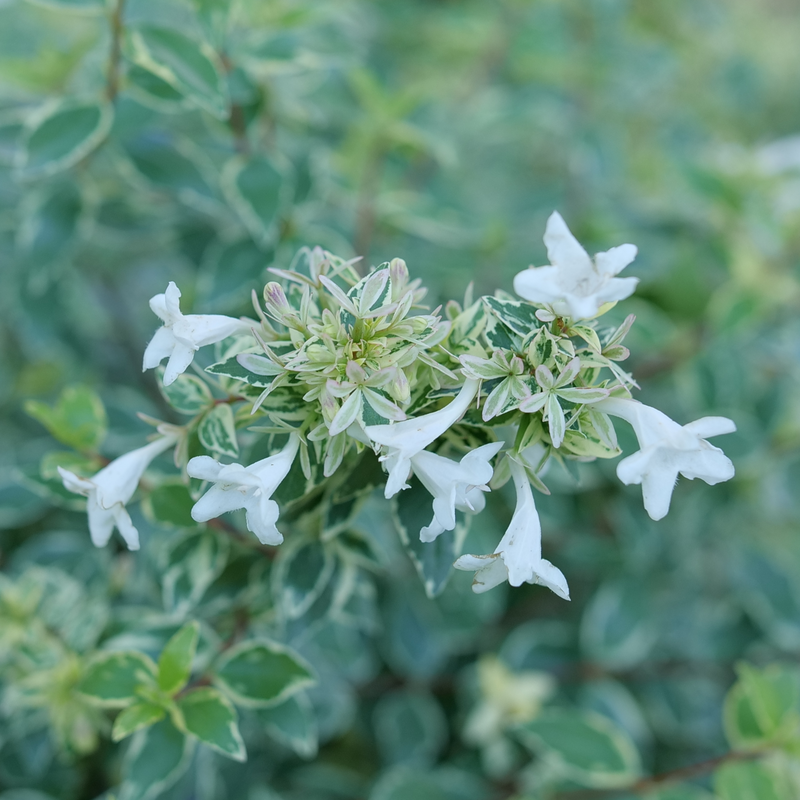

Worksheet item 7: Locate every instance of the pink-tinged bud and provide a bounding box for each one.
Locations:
[389,258,409,289]
[345,360,367,385]
[264,282,292,314]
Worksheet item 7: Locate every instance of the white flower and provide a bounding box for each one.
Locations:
[513,211,639,321]
[454,460,569,598]
[143,281,250,386]
[412,442,504,542]
[58,436,176,551]
[187,434,300,545]
[597,396,736,521]
[365,379,480,498]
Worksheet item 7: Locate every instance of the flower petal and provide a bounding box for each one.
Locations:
[187,455,225,482]
[532,559,570,600]
[543,211,593,278]
[595,243,637,276]
[683,416,737,439]
[163,343,196,386]
[143,326,177,371]
[191,484,250,522]
[86,495,116,548]
[113,505,141,551]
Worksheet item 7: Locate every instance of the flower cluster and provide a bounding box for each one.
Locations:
[60,216,736,600]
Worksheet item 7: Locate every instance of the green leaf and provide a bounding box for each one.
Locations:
[373,689,447,767]
[652,787,716,800]
[483,314,519,350]
[723,663,800,749]
[112,702,166,742]
[159,370,214,415]
[158,621,199,695]
[131,26,228,119]
[274,536,336,619]
[124,135,215,204]
[222,155,287,244]
[0,480,48,529]
[213,639,315,708]
[739,553,800,650]
[17,100,112,179]
[714,760,795,800]
[198,403,239,457]
[18,180,82,273]
[517,709,642,788]
[126,64,190,112]
[119,718,194,800]
[206,355,276,387]
[77,651,158,708]
[24,385,107,452]
[177,687,246,761]
[370,768,450,800]
[145,483,196,528]
[162,530,230,615]
[257,693,318,759]
[24,0,105,13]
[392,477,457,598]
[483,296,541,337]
[580,581,655,669]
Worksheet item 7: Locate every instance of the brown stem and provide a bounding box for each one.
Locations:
[219,54,250,155]
[106,0,127,103]
[554,749,764,800]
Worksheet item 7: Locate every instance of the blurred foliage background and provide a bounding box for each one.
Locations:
[2,0,800,799]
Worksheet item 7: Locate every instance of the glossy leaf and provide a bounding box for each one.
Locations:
[119,718,194,800]
[77,651,158,708]
[517,709,641,788]
[198,403,239,458]
[177,687,246,761]
[213,639,315,708]
[222,155,287,244]
[257,693,318,759]
[157,621,199,695]
[131,26,228,118]
[112,702,166,742]
[25,385,107,452]
[17,100,112,179]
[159,371,214,415]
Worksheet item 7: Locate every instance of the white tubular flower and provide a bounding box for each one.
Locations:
[58,436,177,551]
[454,460,569,599]
[513,211,639,321]
[187,434,300,545]
[412,442,504,542]
[143,281,250,386]
[365,379,480,498]
[596,396,735,521]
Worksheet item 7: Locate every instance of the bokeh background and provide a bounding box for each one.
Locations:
[2,1,800,799]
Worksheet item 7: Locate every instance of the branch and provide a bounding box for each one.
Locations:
[554,749,764,800]
[219,54,251,155]
[105,0,127,103]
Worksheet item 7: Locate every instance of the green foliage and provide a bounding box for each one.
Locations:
[197,403,239,457]
[213,639,315,708]
[24,385,107,452]
[3,0,800,798]
[77,652,158,708]
[175,687,245,761]
[112,702,166,742]
[157,621,199,695]
[723,664,800,751]
[516,708,642,789]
